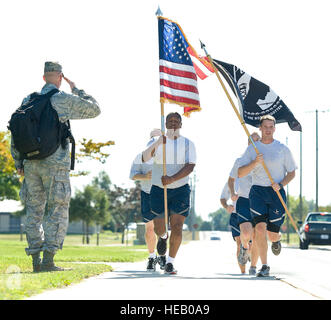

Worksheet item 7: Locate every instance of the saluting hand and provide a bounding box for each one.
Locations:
[62,74,76,90]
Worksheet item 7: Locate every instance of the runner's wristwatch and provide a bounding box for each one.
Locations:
[279,183,283,189]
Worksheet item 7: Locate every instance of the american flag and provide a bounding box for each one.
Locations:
[158,17,213,117]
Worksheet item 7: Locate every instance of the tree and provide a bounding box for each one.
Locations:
[109,182,141,244]
[77,170,142,243]
[208,208,230,231]
[69,183,109,244]
[72,138,115,177]
[0,131,20,200]
[199,221,212,231]
[91,170,142,241]
[91,171,119,232]
[319,205,331,213]
[185,213,203,231]
[284,195,317,232]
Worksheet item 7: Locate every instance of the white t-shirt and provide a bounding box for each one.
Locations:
[229,158,252,199]
[151,136,196,189]
[239,139,297,187]
[129,153,153,194]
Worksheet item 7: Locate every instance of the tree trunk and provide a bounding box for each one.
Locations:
[97,224,100,246]
[86,223,90,244]
[82,221,85,244]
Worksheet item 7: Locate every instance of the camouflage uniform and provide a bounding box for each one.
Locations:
[11,62,101,256]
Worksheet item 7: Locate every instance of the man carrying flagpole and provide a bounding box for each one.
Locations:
[146,11,210,274]
[142,112,196,274]
[238,115,297,277]
[198,41,303,244]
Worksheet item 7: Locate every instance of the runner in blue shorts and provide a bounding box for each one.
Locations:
[228,132,260,275]
[220,181,245,274]
[142,112,196,275]
[238,115,297,277]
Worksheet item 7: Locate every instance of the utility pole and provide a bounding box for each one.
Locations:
[315,110,318,211]
[305,109,329,212]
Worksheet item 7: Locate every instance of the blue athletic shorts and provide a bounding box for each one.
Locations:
[249,185,286,233]
[141,191,156,223]
[235,197,252,225]
[229,213,240,240]
[150,184,191,219]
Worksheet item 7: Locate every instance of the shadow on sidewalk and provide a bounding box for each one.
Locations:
[103,270,279,281]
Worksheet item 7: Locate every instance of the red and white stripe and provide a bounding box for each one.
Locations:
[159,59,200,107]
[187,47,215,80]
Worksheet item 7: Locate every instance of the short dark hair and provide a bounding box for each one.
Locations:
[259,114,276,126]
[166,112,182,122]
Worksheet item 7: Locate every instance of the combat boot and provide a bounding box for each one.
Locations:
[40,250,67,272]
[32,253,41,273]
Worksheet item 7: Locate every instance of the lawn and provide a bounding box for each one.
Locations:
[0,232,148,300]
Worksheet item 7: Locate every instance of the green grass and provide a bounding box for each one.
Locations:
[0,233,149,300]
[0,262,111,300]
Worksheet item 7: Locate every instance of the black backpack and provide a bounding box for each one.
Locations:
[8,88,76,170]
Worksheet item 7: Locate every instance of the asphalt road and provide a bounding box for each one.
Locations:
[27,231,331,300]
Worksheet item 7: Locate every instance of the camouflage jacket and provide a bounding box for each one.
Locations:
[11,83,101,170]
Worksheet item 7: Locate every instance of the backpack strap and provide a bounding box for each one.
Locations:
[44,88,60,97]
[59,121,75,171]
[66,121,76,171]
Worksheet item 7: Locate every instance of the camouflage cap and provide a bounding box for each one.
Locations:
[44,61,62,73]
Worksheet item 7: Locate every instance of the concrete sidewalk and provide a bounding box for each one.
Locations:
[27,233,325,300]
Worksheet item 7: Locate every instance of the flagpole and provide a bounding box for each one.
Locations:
[156,7,168,234]
[200,42,302,241]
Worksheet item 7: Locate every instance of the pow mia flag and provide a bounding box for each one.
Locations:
[212,59,302,131]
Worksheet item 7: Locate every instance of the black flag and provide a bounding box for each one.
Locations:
[213,59,302,131]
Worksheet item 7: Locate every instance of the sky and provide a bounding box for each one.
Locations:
[1,0,331,221]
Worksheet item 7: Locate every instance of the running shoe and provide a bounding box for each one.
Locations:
[256,265,270,277]
[249,266,256,275]
[238,244,249,265]
[157,234,168,256]
[146,257,158,271]
[164,262,177,275]
[271,241,282,256]
[158,255,166,270]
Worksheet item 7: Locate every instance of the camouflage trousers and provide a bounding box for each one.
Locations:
[20,162,71,256]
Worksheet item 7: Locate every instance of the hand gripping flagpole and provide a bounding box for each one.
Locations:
[200,41,303,241]
[156,6,169,235]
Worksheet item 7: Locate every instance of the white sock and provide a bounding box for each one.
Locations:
[160,233,168,240]
[167,256,175,264]
[149,252,156,259]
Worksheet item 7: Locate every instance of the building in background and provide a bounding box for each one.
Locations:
[0,200,95,234]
